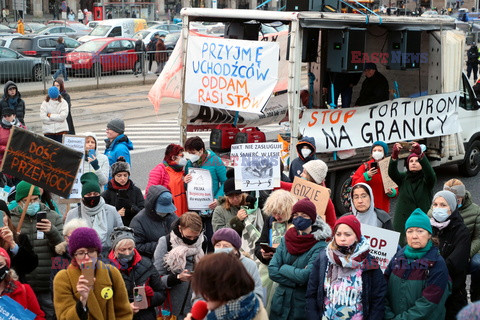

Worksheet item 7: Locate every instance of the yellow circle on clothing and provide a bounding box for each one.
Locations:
[101,287,113,300]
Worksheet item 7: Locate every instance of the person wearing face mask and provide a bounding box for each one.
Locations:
[0,108,25,165]
[102,157,144,226]
[65,172,123,255]
[352,141,397,213]
[40,86,69,143]
[306,215,386,320]
[268,198,331,320]
[153,212,206,320]
[145,144,188,216]
[384,209,450,319]
[130,185,178,259]
[0,81,25,125]
[82,132,109,190]
[388,141,436,245]
[108,227,166,320]
[288,136,316,181]
[344,183,393,230]
[0,248,45,319]
[9,181,63,319]
[430,190,470,319]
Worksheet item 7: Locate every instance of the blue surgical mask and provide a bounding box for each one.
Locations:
[292,216,312,231]
[214,247,233,254]
[458,204,463,208]
[432,207,450,222]
[26,203,40,216]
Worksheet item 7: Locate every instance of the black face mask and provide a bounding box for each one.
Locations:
[0,266,9,281]
[337,243,357,255]
[83,195,101,208]
[182,234,199,246]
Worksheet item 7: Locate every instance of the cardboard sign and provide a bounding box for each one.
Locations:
[230,142,282,191]
[63,135,86,199]
[300,92,461,152]
[0,295,35,320]
[290,177,330,220]
[0,127,83,198]
[187,168,214,210]
[361,223,400,272]
[377,157,398,193]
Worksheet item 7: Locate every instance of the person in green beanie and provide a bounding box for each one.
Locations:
[64,172,123,254]
[384,208,451,320]
[9,180,64,319]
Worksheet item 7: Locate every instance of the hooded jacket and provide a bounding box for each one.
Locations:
[102,178,145,226]
[81,132,110,190]
[130,185,178,258]
[288,136,316,181]
[268,217,331,320]
[0,81,25,124]
[104,133,134,167]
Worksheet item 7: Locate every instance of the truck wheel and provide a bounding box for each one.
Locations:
[333,170,355,217]
[459,140,480,177]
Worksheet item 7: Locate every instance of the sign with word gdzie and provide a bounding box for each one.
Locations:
[290,177,330,220]
[187,168,214,210]
[63,135,86,199]
[361,223,400,272]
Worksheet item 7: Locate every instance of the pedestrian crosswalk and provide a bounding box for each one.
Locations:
[94,120,280,155]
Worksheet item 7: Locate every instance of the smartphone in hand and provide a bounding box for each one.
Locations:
[36,211,47,223]
[133,286,148,309]
[260,243,276,253]
[81,261,95,286]
[370,162,378,170]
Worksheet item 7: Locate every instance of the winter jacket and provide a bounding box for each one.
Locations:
[10,203,63,293]
[0,81,26,124]
[268,217,330,320]
[432,209,470,319]
[102,179,145,226]
[351,158,397,213]
[388,156,436,245]
[185,149,227,199]
[145,163,170,195]
[81,132,109,190]
[104,133,134,166]
[212,196,243,232]
[254,215,290,265]
[467,45,479,65]
[50,240,71,288]
[61,91,75,134]
[306,250,386,320]
[1,280,45,319]
[53,260,132,320]
[40,97,69,134]
[9,233,39,283]
[355,70,390,106]
[384,245,451,320]
[459,191,480,257]
[130,185,178,259]
[0,120,25,164]
[342,208,393,230]
[165,166,187,216]
[16,20,24,34]
[155,39,167,62]
[135,39,146,53]
[288,136,316,181]
[108,249,166,320]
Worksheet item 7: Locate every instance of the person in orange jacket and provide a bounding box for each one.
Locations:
[16,19,24,34]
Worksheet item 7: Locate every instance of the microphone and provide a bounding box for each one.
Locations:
[191,300,208,320]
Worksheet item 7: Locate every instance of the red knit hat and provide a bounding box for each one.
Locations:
[334,215,362,240]
[292,198,317,221]
[164,144,184,162]
[0,248,11,268]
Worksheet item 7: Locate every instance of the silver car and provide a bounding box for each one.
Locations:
[0,47,51,82]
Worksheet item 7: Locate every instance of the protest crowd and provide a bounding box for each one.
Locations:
[0,79,479,320]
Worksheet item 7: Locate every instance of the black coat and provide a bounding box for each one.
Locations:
[60,91,75,134]
[0,81,25,125]
[12,233,39,283]
[102,179,145,227]
[355,71,389,106]
[432,209,470,319]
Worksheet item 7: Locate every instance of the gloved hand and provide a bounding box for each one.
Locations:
[410,143,422,156]
[90,158,99,170]
[144,285,154,297]
[391,143,401,160]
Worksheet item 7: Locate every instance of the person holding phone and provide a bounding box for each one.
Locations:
[352,141,397,213]
[108,227,165,320]
[53,227,132,320]
[82,132,109,190]
[102,157,144,226]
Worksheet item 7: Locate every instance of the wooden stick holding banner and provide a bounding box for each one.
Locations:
[290,177,330,220]
[16,184,34,234]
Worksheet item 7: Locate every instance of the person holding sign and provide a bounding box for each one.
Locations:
[40,86,69,143]
[82,132,109,190]
[269,198,331,320]
[0,248,45,319]
[351,141,397,213]
[53,227,132,320]
[306,215,386,320]
[384,209,450,319]
[430,190,470,319]
[388,141,436,245]
[288,136,316,181]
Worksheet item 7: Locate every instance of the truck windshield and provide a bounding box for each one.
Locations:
[90,25,111,36]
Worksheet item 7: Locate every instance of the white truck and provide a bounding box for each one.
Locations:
[176,8,480,214]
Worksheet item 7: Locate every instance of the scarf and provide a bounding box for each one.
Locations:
[207,292,259,320]
[7,97,17,109]
[163,160,183,172]
[406,169,425,183]
[351,183,380,227]
[327,236,370,270]
[110,178,131,190]
[163,227,204,273]
[430,218,451,230]
[284,227,318,255]
[82,197,109,246]
[404,240,433,260]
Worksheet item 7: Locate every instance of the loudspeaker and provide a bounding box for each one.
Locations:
[286,0,321,11]
[326,28,366,73]
[302,28,319,62]
[225,22,260,40]
[387,31,422,70]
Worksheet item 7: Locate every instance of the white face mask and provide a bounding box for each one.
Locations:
[177,157,187,166]
[301,149,312,158]
[432,207,450,222]
[189,154,200,163]
[372,151,384,161]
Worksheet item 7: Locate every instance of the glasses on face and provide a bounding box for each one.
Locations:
[352,194,369,201]
[20,196,40,205]
[74,248,97,259]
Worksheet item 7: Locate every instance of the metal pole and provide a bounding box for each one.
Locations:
[142,51,146,84]
[42,57,47,94]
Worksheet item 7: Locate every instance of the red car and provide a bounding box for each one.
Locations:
[65,38,137,76]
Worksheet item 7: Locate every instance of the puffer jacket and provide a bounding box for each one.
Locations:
[145,163,170,196]
[130,185,178,258]
[288,136,316,181]
[459,191,480,257]
[0,119,25,163]
[102,179,145,226]
[105,133,134,166]
[185,149,227,199]
[0,81,26,124]
[39,97,69,134]
[10,203,63,293]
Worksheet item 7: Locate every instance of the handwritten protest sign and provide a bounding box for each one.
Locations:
[290,177,330,220]
[0,127,83,198]
[63,135,85,199]
[230,142,282,191]
[377,157,398,193]
[300,92,461,152]
[361,223,400,272]
[187,168,214,210]
[0,295,36,320]
[185,36,279,114]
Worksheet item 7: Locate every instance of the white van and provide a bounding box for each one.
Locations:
[78,18,147,42]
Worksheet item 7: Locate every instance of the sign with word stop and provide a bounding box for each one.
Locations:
[361,223,400,272]
[0,127,83,198]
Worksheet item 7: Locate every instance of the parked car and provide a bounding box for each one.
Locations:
[87,21,99,29]
[47,20,84,26]
[0,35,20,48]
[8,22,46,34]
[65,37,136,76]
[149,23,182,33]
[37,25,91,39]
[164,32,180,50]
[0,25,15,34]
[147,21,162,28]
[0,47,51,82]
[134,29,168,46]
